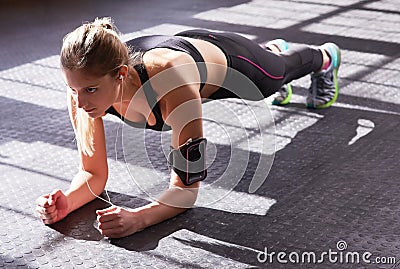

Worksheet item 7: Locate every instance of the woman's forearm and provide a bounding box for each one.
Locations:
[136,187,198,229]
[65,170,108,213]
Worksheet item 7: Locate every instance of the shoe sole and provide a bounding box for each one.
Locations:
[307,43,341,109]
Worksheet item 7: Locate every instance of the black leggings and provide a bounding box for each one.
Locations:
[176,29,323,100]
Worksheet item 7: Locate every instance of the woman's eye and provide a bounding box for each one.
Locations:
[87,87,97,93]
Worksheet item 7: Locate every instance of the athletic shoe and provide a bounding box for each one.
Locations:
[265,39,293,106]
[306,42,341,109]
[272,84,292,105]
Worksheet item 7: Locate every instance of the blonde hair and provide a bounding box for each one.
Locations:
[61,17,141,156]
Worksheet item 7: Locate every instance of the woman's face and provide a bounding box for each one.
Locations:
[63,69,120,118]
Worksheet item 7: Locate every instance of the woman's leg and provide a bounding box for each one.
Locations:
[265,41,340,108]
[279,46,324,85]
[265,39,293,105]
[176,29,328,101]
[212,32,324,100]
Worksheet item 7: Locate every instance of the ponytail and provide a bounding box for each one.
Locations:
[76,106,95,156]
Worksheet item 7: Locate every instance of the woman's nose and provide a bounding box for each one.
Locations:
[75,94,87,108]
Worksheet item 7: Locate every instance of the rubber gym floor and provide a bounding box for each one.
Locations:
[1,0,400,268]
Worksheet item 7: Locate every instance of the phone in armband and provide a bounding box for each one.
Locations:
[168,137,207,186]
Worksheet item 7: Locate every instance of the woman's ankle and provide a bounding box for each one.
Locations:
[321,48,331,70]
[265,44,281,53]
[315,48,331,72]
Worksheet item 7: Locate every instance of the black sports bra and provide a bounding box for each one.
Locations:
[106,35,207,131]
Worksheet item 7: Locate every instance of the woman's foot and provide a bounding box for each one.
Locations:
[306,42,341,109]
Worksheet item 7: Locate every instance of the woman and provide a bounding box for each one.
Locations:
[36,17,341,238]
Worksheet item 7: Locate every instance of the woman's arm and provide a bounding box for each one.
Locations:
[137,54,204,223]
[127,173,200,229]
[65,92,109,212]
[65,156,108,214]
[96,53,204,237]
[96,87,203,237]
[36,93,109,224]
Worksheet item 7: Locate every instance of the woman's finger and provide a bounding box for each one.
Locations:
[35,204,55,215]
[96,205,117,215]
[48,189,63,206]
[40,209,58,221]
[36,195,50,207]
[97,208,121,223]
[36,205,57,214]
[42,218,56,225]
[44,205,56,214]
[98,218,119,230]
[100,227,123,238]
[36,205,46,214]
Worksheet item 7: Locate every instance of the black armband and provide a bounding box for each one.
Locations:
[168,138,207,186]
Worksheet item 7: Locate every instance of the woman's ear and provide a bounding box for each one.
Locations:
[117,65,128,80]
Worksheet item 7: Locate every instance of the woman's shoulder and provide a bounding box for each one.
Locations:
[143,47,194,69]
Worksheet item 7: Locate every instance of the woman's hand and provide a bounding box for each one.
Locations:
[96,206,145,238]
[36,189,69,225]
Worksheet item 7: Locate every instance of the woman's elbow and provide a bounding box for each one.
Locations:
[158,186,199,209]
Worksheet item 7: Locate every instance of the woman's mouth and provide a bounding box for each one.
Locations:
[84,108,96,113]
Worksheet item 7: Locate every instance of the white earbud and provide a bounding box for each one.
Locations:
[119,74,123,80]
